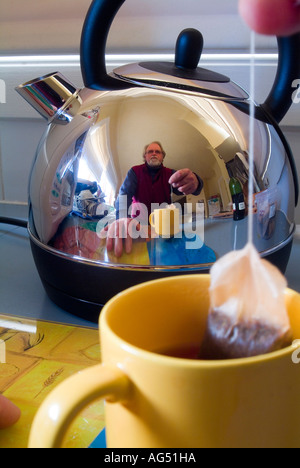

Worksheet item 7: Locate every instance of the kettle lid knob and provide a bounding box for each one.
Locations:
[175,29,204,70]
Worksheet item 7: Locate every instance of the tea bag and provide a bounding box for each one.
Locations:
[201,243,292,359]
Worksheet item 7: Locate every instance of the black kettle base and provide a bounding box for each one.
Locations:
[30,235,293,325]
[29,235,208,324]
[41,278,104,324]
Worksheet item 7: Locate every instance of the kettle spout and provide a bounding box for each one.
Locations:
[15,72,81,124]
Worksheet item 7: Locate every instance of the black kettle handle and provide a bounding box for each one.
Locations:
[81,0,300,123]
[262,34,300,123]
[80,0,130,90]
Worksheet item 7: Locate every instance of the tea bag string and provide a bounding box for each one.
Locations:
[248,31,256,246]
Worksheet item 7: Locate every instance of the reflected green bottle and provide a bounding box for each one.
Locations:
[229,175,246,221]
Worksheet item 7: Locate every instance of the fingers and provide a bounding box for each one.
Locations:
[124,223,133,255]
[104,219,133,258]
[176,181,196,194]
[169,169,198,195]
[0,395,21,429]
[169,169,190,184]
[239,0,300,36]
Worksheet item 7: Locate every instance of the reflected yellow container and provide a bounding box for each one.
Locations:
[29,275,300,448]
[149,207,180,237]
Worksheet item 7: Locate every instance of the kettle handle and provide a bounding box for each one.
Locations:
[81,0,300,121]
[262,34,300,123]
[80,0,131,90]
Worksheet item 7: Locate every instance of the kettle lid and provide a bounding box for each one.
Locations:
[113,29,249,101]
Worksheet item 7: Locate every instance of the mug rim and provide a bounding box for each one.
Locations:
[100,274,300,369]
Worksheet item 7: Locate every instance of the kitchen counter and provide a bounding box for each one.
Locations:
[1,204,300,328]
[0,204,98,328]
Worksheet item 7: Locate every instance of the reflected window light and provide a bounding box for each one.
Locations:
[78,158,115,206]
[89,120,118,206]
[100,172,115,206]
[78,158,95,181]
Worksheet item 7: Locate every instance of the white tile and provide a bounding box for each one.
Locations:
[0,118,45,202]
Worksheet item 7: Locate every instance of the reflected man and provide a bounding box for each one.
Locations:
[103,142,203,257]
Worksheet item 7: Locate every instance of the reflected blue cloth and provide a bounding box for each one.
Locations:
[89,428,106,448]
[147,233,216,266]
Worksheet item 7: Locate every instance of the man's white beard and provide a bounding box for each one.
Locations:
[147,158,162,168]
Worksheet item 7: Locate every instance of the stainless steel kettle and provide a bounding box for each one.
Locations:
[16,0,300,322]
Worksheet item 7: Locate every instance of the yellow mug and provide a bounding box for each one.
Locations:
[29,275,300,448]
[149,207,180,237]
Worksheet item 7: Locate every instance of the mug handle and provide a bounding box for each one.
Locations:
[28,364,130,448]
[149,212,155,227]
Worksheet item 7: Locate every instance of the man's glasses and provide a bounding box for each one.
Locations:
[146,150,162,155]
